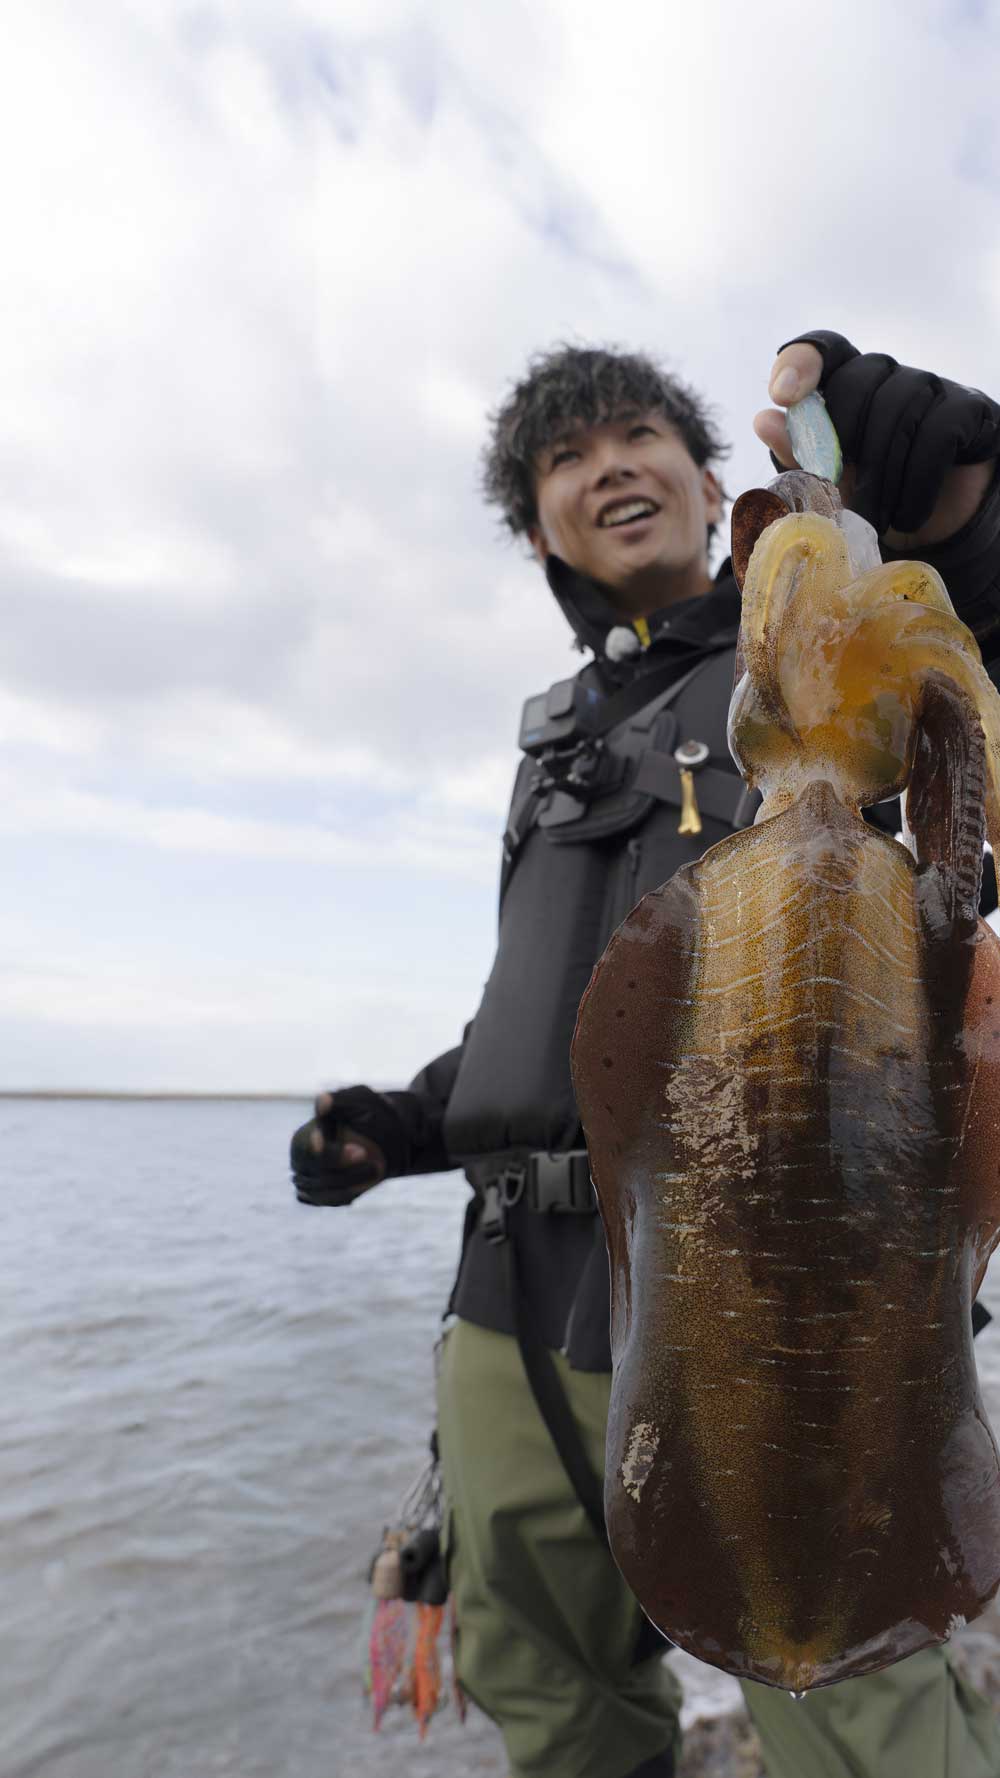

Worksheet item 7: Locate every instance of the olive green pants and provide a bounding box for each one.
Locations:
[437,1318,1000,1778]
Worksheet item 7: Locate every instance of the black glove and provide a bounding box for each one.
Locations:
[779,329,1000,538]
[289,1084,408,1206]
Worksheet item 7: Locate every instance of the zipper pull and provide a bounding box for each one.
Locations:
[674,740,709,836]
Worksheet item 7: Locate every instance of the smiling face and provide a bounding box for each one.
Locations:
[529,409,723,618]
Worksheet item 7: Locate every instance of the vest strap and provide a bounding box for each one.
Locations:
[632,750,760,828]
[501,1232,670,1663]
[499,653,729,906]
[503,1235,609,1544]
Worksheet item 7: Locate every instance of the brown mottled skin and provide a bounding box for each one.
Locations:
[571,476,1000,1691]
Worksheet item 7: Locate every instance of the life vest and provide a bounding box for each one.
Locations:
[442,644,754,1166]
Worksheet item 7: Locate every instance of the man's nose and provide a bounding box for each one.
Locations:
[591,444,634,487]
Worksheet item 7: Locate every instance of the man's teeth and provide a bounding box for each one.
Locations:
[600,501,656,528]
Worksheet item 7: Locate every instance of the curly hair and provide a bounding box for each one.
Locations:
[481,343,730,538]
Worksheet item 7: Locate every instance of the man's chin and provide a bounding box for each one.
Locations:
[600,543,662,592]
[604,547,670,594]
[602,550,709,619]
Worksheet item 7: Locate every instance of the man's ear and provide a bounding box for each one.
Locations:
[701,466,724,529]
[527,523,549,569]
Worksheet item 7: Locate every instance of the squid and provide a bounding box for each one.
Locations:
[571,473,1000,1691]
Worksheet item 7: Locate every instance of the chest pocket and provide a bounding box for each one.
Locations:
[541,649,757,944]
[538,651,756,845]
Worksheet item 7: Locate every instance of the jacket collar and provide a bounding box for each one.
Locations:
[545,553,740,667]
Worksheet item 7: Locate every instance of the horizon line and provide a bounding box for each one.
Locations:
[0,1090,315,1102]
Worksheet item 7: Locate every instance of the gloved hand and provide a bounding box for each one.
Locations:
[290,1085,394,1206]
[755,330,999,548]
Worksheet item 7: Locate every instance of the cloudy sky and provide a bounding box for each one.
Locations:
[4,0,1000,1092]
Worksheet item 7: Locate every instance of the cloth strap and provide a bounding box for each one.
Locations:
[500,650,733,905]
[503,1234,608,1545]
[578,646,728,740]
[502,1232,667,1663]
[632,749,759,826]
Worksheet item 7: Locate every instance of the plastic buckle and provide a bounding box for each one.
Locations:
[527,1152,595,1215]
[481,1167,525,1244]
[527,1153,564,1214]
[481,1183,506,1243]
[564,1153,596,1213]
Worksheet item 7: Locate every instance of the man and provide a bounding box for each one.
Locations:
[292,331,1000,1778]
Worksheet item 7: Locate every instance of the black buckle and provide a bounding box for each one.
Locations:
[534,739,619,802]
[526,1152,594,1215]
[481,1166,526,1244]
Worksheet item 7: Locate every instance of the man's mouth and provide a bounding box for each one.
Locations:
[597,498,659,529]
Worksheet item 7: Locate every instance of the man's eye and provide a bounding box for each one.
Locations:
[551,448,579,468]
[629,424,656,440]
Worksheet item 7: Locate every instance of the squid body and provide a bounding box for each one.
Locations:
[571,474,1000,1690]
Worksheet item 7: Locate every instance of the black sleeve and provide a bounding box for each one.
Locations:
[380,1033,469,1177]
[882,464,1000,678]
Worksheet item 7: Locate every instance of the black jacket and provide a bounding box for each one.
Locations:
[382,513,1000,1371]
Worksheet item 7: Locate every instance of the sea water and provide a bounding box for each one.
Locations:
[3,1097,999,1777]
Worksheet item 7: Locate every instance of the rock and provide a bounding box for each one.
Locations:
[678,1710,763,1778]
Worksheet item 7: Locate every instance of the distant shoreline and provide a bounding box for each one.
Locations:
[0,1091,313,1102]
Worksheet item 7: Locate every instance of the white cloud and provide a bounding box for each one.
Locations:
[435,753,515,816]
[0,764,500,879]
[4,0,1000,1086]
[414,364,493,444]
[0,688,105,754]
[130,689,414,788]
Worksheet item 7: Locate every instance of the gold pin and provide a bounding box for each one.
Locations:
[674,740,709,836]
